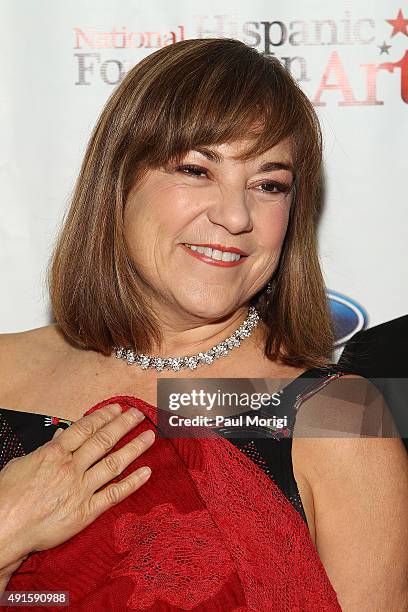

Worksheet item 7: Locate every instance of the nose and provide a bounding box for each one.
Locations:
[206,186,253,234]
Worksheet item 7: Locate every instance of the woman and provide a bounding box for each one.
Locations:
[0,38,407,611]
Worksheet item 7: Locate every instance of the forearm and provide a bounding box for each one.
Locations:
[0,532,31,573]
[0,505,33,572]
[0,525,31,592]
[0,556,27,594]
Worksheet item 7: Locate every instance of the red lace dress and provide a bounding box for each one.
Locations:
[0,366,346,611]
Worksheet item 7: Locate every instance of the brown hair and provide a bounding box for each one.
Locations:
[47,37,334,368]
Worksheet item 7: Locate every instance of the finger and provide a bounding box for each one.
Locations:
[88,465,152,519]
[55,403,123,453]
[84,428,155,492]
[52,428,64,439]
[73,407,146,472]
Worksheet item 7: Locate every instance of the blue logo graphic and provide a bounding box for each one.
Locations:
[327,290,368,346]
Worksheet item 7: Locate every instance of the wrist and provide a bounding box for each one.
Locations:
[0,522,33,572]
[0,555,28,592]
[0,534,31,577]
[0,554,29,578]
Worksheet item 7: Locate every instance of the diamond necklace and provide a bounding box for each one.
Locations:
[113,305,260,372]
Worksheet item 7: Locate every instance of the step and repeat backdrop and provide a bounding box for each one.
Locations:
[1,0,407,357]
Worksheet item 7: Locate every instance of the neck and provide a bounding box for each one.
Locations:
[147,304,253,358]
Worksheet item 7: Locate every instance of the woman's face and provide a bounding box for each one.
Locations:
[123,138,294,322]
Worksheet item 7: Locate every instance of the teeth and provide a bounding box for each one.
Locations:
[184,244,241,262]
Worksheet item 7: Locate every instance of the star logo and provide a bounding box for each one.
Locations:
[378,40,392,54]
[386,9,408,37]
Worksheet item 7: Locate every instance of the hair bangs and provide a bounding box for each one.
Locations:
[128,41,306,172]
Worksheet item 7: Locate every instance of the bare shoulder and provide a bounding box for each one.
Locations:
[293,372,399,438]
[292,372,404,505]
[0,323,69,359]
[0,324,73,395]
[0,324,64,350]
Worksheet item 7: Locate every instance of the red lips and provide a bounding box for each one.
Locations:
[180,244,247,267]
[183,243,248,256]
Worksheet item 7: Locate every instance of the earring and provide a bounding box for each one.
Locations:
[266,280,272,294]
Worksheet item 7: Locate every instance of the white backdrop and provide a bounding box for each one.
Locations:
[1,0,407,355]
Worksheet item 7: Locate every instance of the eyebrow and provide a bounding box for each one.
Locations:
[193,147,295,177]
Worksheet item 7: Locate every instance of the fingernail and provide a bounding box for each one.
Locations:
[138,429,154,443]
[139,466,151,479]
[109,404,122,415]
[129,407,144,419]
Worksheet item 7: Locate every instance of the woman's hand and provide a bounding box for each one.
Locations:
[0,403,154,570]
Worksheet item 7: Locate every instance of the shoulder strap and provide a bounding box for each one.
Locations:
[277,363,353,425]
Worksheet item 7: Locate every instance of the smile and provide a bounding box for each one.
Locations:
[180,243,247,267]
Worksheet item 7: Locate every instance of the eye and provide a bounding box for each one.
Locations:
[176,164,208,178]
[255,181,292,195]
[174,165,293,195]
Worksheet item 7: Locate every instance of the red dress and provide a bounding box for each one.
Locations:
[2,370,345,611]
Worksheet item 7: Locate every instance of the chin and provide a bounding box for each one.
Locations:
[176,297,236,321]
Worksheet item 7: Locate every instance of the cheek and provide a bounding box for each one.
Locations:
[125,184,196,238]
[123,199,156,268]
[123,188,164,245]
[123,210,144,256]
[257,201,291,249]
